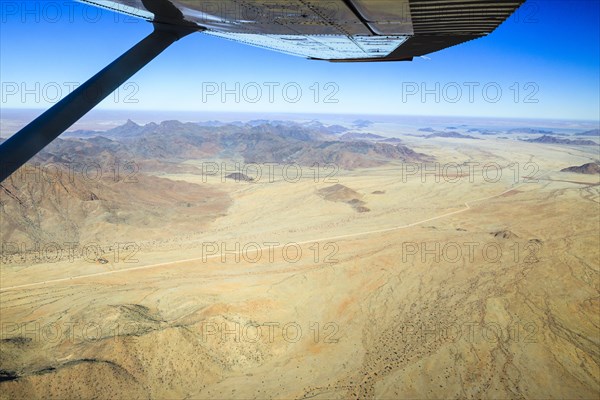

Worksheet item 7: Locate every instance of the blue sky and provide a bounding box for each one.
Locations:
[1,0,599,120]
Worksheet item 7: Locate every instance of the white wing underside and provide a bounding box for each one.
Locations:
[77,0,524,61]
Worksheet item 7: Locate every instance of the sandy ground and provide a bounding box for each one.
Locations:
[1,137,599,399]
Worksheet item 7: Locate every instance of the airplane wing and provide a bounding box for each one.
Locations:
[79,0,526,61]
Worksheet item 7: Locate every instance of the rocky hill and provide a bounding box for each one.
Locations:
[0,165,231,258]
[560,162,600,174]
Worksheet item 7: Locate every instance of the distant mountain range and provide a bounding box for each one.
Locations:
[421,127,557,136]
[424,131,479,140]
[55,120,430,170]
[420,126,597,138]
[508,128,555,135]
[1,119,430,250]
[467,128,499,135]
[380,137,404,144]
[523,135,597,146]
[353,119,374,128]
[339,132,386,141]
[575,129,600,137]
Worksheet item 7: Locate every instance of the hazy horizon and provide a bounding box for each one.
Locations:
[1,108,599,139]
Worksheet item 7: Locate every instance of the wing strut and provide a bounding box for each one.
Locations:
[0,23,197,183]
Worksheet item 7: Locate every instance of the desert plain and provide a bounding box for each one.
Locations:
[0,118,598,399]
